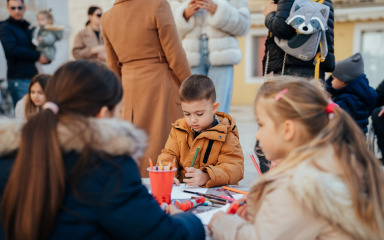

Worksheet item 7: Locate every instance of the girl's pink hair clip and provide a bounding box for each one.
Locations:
[275,88,288,101]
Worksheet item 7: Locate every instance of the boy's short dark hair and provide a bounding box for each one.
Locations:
[180,74,216,103]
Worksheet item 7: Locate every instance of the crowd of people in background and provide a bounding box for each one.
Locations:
[1,0,384,239]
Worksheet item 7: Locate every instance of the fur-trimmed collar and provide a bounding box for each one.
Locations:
[0,117,147,162]
[290,146,377,240]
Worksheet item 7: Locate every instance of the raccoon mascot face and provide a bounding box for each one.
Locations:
[286,0,329,35]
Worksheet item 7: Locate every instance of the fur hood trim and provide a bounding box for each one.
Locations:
[0,117,147,162]
[290,149,377,240]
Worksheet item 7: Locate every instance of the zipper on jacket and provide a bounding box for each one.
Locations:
[203,140,214,164]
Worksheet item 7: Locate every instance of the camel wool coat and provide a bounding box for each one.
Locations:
[102,0,191,177]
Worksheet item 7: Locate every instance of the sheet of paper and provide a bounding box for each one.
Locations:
[195,193,244,225]
[171,183,208,199]
[195,204,230,225]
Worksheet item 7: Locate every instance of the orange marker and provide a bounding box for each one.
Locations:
[171,157,176,170]
[222,186,248,195]
[149,158,154,170]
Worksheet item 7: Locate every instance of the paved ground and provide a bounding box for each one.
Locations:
[228,105,260,187]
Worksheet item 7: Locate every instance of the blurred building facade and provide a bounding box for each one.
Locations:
[1,0,383,105]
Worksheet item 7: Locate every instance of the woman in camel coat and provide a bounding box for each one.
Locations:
[102,0,191,177]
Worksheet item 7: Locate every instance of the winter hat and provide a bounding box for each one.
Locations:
[333,53,364,83]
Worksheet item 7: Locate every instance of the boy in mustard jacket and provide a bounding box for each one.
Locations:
[157,74,244,188]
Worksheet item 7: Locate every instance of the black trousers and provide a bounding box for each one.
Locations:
[372,107,384,164]
[254,141,270,173]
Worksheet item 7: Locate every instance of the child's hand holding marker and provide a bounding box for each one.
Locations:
[183,167,210,186]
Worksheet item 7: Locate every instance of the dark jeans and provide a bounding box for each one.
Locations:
[7,78,30,107]
[372,107,384,164]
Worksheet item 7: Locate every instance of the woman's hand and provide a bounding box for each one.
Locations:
[166,204,183,215]
[183,0,200,21]
[196,0,217,14]
[183,167,210,186]
[208,211,226,231]
[264,2,277,17]
[91,45,105,54]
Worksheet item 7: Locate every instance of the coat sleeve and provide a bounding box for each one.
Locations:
[156,0,191,84]
[264,0,296,39]
[203,131,244,188]
[102,27,122,80]
[210,182,323,240]
[72,30,95,60]
[206,0,250,37]
[97,157,205,240]
[0,24,40,61]
[157,127,181,165]
[169,0,196,39]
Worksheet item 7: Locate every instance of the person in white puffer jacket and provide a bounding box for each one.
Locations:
[168,0,250,113]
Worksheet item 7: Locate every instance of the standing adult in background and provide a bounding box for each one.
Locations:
[102,0,191,177]
[168,0,250,113]
[72,6,105,62]
[256,0,335,173]
[262,0,335,79]
[0,0,49,107]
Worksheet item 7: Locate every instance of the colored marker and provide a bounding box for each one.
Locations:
[149,158,154,170]
[219,195,235,202]
[190,147,200,167]
[175,196,205,211]
[222,186,248,195]
[171,157,176,170]
[224,189,234,199]
[251,154,262,175]
[183,190,227,202]
[226,200,246,214]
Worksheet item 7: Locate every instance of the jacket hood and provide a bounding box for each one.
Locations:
[172,111,240,138]
[334,74,377,107]
[0,117,147,162]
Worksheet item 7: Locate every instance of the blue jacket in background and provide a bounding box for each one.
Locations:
[0,17,40,79]
[326,74,378,133]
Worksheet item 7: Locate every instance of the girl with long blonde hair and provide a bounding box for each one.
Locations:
[209,76,384,240]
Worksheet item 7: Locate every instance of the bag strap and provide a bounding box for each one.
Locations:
[314,42,326,79]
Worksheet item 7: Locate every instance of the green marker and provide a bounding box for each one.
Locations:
[190,146,200,167]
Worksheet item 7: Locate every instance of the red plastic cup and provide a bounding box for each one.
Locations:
[147,167,177,205]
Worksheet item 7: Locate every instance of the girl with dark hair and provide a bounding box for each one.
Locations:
[72,6,105,61]
[15,73,51,119]
[0,60,205,240]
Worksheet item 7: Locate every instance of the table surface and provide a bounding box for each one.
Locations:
[141,178,249,238]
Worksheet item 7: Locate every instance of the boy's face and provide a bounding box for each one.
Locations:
[331,76,346,90]
[181,99,219,132]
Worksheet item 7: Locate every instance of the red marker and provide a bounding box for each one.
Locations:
[226,200,246,214]
[175,196,205,211]
[251,155,262,175]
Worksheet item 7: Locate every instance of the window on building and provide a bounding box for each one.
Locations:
[245,29,268,83]
[360,30,384,88]
[354,22,384,88]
